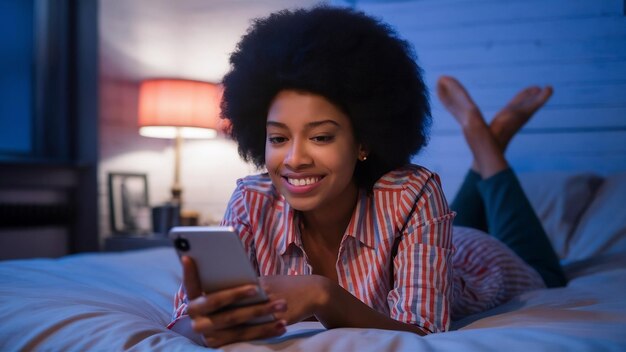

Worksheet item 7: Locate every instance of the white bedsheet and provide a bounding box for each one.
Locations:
[1,247,625,351]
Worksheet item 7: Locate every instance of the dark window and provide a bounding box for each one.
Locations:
[0,0,34,155]
[0,0,99,255]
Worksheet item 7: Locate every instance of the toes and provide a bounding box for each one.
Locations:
[509,85,553,112]
[537,86,554,103]
[526,86,553,110]
[436,77,456,102]
[437,75,456,87]
[436,76,475,107]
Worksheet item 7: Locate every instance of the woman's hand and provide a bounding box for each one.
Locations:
[260,275,331,325]
[182,256,288,347]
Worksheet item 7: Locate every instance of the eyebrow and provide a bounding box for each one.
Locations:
[266,120,340,129]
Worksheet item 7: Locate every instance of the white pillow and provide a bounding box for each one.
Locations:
[565,172,626,262]
[517,172,603,259]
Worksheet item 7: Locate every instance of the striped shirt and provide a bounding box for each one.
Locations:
[168,165,544,333]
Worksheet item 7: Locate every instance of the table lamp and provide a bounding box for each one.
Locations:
[138,79,222,208]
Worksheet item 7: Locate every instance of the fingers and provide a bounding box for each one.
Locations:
[192,299,286,332]
[203,319,287,348]
[191,298,288,348]
[187,284,260,317]
[181,256,202,299]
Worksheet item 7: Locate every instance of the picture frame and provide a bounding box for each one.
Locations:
[108,172,151,235]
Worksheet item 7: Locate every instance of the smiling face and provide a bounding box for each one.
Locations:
[265,90,363,212]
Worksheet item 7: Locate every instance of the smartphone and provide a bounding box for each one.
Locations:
[169,226,274,324]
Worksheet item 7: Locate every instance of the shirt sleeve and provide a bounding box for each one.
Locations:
[166,283,189,329]
[166,285,205,345]
[220,179,259,274]
[387,172,455,334]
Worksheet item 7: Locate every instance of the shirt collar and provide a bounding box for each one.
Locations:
[344,189,377,248]
[279,199,301,255]
[279,189,376,254]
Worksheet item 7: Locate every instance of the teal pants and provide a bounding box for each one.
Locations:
[451,168,567,287]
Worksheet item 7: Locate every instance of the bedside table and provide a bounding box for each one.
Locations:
[104,235,173,252]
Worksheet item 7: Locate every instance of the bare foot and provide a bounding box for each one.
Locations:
[436,76,483,128]
[490,86,553,150]
[437,76,508,177]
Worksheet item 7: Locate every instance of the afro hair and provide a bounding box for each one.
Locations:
[221,5,431,190]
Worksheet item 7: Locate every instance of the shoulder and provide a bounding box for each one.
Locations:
[235,173,279,198]
[373,164,440,197]
[224,173,284,225]
[227,173,281,214]
[374,165,450,227]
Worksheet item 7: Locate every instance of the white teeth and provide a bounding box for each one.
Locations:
[287,177,320,186]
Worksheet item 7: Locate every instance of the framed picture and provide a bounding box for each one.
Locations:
[108,172,151,235]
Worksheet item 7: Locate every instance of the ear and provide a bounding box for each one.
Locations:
[358,144,369,162]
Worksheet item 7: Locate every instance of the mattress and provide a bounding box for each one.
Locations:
[0,247,624,351]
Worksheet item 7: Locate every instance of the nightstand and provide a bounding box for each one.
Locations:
[103,234,173,252]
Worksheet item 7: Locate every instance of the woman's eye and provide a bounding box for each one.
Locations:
[311,135,334,143]
[268,136,287,144]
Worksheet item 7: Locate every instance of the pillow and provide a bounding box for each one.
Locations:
[565,172,626,262]
[517,172,603,259]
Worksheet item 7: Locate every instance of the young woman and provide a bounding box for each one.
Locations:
[167,6,566,347]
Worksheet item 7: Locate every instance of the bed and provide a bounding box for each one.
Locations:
[1,171,625,351]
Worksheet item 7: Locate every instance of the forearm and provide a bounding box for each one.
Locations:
[313,277,428,336]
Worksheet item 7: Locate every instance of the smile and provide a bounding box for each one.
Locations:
[286,176,321,186]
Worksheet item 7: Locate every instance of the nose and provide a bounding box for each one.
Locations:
[284,139,312,169]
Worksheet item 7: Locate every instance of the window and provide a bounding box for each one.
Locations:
[0,0,34,155]
[0,0,99,254]
[0,0,76,163]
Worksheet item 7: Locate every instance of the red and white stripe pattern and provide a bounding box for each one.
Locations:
[450,226,545,319]
[167,285,188,329]
[168,165,544,334]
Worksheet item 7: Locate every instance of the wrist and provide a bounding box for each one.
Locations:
[311,275,333,317]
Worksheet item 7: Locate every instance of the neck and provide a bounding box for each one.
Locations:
[300,182,359,247]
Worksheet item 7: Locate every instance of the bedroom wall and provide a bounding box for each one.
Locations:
[333,0,626,197]
[98,1,317,241]
[98,0,626,242]
[98,78,255,237]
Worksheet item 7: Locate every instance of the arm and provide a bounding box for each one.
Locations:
[387,173,454,333]
[257,275,427,335]
[314,277,428,335]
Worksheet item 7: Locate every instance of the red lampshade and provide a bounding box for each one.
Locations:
[138,79,223,139]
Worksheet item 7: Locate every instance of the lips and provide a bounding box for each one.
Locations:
[281,174,324,195]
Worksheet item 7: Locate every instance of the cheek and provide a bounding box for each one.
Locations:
[264,146,295,190]
[265,149,282,185]
[321,148,358,177]
[264,144,280,171]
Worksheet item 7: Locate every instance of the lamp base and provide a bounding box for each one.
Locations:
[170,186,182,206]
[180,209,199,226]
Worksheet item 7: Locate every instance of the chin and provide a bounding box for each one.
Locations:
[285,199,318,212]
[282,192,326,212]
